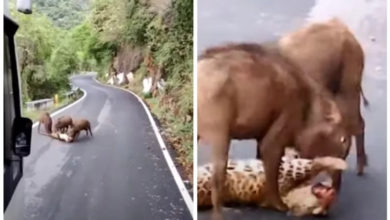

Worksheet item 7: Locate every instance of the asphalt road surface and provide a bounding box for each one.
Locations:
[7,74,192,220]
[198,0,386,219]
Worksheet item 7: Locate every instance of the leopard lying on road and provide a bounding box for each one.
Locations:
[197,149,347,216]
[40,131,73,143]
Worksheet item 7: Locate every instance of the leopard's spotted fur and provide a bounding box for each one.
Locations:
[197,149,347,216]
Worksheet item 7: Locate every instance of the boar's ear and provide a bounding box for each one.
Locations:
[324,100,341,124]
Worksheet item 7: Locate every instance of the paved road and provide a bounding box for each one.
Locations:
[198,0,386,219]
[7,74,192,220]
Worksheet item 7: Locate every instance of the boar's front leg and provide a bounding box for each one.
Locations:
[331,171,342,192]
[209,131,230,220]
[356,132,367,175]
[261,111,292,211]
[256,139,262,159]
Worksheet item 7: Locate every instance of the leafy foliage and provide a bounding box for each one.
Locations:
[124,3,155,46]
[11,0,113,101]
[11,9,62,101]
[34,0,90,29]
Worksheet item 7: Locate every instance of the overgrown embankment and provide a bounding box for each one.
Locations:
[93,0,193,179]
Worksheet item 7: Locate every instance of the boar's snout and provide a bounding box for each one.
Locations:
[296,123,350,159]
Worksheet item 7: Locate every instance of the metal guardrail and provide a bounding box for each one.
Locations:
[24,87,80,111]
[25,98,53,111]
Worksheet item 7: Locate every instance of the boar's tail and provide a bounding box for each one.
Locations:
[361,88,369,107]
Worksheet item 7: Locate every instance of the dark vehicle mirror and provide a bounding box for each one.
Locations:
[11,117,32,157]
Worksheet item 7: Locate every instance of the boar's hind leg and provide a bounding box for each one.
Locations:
[339,92,367,175]
[352,96,367,175]
[355,121,367,176]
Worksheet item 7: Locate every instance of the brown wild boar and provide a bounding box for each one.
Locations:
[38,112,52,134]
[278,18,368,176]
[53,116,73,133]
[67,119,92,142]
[198,43,349,218]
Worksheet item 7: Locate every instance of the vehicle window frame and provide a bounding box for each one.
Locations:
[4,15,24,211]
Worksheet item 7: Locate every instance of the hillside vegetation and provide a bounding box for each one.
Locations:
[34,0,90,29]
[91,0,193,175]
[12,0,193,177]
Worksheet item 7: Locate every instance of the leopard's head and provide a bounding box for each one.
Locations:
[284,182,336,216]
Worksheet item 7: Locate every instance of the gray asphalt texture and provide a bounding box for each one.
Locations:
[12,75,191,220]
[197,0,387,219]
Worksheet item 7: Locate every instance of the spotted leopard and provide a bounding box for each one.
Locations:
[197,149,347,216]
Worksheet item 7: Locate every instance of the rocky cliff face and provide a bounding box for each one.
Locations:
[112,45,143,74]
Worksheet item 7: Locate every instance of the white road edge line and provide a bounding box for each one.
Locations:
[93,76,194,217]
[32,88,87,128]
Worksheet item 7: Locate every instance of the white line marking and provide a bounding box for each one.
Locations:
[93,76,194,217]
[193,0,199,217]
[32,88,87,128]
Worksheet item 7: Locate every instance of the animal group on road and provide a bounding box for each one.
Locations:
[197,18,368,218]
[38,112,93,143]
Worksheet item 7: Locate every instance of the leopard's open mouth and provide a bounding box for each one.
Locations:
[311,182,337,215]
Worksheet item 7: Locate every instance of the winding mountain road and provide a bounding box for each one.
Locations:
[8,74,192,220]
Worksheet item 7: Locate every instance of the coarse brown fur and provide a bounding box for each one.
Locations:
[198,43,349,219]
[53,116,73,133]
[278,18,368,177]
[38,112,52,134]
[67,119,93,142]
